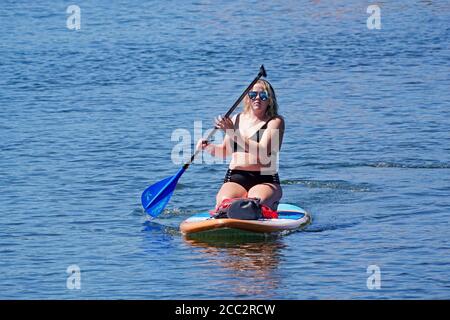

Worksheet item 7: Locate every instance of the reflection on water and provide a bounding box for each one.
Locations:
[184,236,286,297]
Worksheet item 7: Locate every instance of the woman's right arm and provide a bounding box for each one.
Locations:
[196,114,236,158]
[196,135,232,159]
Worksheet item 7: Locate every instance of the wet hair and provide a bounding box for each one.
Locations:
[243,79,279,117]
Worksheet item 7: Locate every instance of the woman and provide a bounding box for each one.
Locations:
[197,79,285,210]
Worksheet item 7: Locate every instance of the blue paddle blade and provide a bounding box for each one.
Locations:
[141,176,174,217]
[144,189,175,218]
[141,168,185,218]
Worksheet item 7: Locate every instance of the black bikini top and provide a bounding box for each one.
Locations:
[232,113,275,153]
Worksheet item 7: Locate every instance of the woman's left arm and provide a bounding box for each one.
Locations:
[261,116,285,153]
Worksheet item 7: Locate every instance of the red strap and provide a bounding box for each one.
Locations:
[209,198,239,216]
[261,205,278,219]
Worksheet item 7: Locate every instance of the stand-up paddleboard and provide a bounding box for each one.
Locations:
[180,203,311,237]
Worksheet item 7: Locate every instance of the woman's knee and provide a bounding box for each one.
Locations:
[248,184,281,197]
[247,184,282,207]
[216,182,247,206]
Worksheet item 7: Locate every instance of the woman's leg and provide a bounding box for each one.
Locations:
[247,183,282,210]
[215,182,247,209]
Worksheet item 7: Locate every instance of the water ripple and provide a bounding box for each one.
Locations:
[282,179,374,192]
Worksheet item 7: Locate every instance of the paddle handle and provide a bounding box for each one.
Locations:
[183,65,267,169]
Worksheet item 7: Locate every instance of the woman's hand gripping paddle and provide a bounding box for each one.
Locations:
[141,65,267,218]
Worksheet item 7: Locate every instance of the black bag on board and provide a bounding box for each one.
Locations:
[213,198,262,220]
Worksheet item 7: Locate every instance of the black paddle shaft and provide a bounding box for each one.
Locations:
[183,65,267,169]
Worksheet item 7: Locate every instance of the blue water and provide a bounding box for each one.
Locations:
[1,1,449,299]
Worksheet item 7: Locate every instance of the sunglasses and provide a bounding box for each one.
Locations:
[248,91,269,101]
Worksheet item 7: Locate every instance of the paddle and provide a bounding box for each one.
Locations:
[141,65,267,217]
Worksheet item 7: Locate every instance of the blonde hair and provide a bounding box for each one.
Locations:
[243,79,279,117]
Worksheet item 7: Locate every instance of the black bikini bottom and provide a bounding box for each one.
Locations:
[223,169,280,191]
